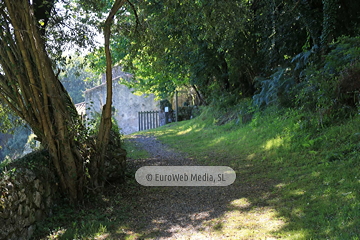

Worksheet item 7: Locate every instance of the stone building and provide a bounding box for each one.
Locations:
[80,67,160,135]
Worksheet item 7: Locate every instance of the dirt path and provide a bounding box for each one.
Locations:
[115,134,283,240]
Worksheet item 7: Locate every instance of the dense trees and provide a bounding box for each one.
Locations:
[85,0,360,112]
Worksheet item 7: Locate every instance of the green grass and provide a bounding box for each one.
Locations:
[141,107,360,239]
[34,106,360,239]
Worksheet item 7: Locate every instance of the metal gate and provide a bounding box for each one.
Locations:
[138,111,159,131]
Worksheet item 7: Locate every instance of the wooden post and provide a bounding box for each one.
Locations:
[156,111,160,127]
[175,90,178,122]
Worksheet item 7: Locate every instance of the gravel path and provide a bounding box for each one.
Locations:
[121,134,280,239]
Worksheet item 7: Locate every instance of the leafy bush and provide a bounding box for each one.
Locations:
[325,37,360,103]
[324,36,360,107]
[210,92,240,112]
[291,44,320,78]
[253,68,296,108]
[324,36,360,73]
[337,61,360,107]
[87,111,122,136]
[292,36,360,127]
[177,106,200,121]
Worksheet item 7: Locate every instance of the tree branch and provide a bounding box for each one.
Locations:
[127,0,140,33]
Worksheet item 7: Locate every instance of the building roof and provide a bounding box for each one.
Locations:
[75,102,86,116]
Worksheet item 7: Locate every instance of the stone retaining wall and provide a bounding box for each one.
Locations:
[0,131,127,240]
[0,151,58,240]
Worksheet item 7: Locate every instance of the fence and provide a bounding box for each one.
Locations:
[138,111,159,131]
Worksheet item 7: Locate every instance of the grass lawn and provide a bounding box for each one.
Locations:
[34,107,360,239]
[142,107,360,239]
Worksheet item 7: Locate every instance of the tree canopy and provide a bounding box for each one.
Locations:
[85,0,360,111]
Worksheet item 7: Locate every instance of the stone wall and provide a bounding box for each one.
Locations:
[0,151,58,240]
[0,139,126,240]
[85,67,160,135]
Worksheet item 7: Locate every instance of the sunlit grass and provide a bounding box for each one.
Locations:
[205,206,285,239]
[264,136,284,150]
[145,106,360,239]
[34,106,360,239]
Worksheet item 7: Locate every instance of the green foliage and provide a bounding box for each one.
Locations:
[253,68,296,108]
[325,36,360,73]
[77,0,360,111]
[291,44,320,79]
[59,56,101,104]
[0,149,51,180]
[0,106,13,134]
[84,0,261,101]
[0,104,23,134]
[86,111,122,136]
[37,0,101,65]
[291,36,360,128]
[296,67,333,108]
[33,193,131,240]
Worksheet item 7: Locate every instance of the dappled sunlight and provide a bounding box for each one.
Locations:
[192,211,214,222]
[230,198,252,209]
[104,108,360,239]
[43,223,109,239]
[246,153,256,160]
[290,189,306,196]
[210,136,227,145]
[176,127,193,135]
[205,205,285,239]
[263,136,284,150]
[275,183,287,189]
[292,207,305,218]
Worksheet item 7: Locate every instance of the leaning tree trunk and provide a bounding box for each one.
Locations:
[0,0,114,203]
[90,0,127,190]
[0,0,87,203]
[0,0,128,203]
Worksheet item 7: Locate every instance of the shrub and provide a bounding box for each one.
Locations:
[253,68,296,108]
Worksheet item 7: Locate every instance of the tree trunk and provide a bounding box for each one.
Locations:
[320,0,339,54]
[91,0,127,190]
[0,0,89,203]
[0,0,127,204]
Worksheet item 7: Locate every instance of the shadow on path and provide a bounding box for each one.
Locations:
[107,135,283,239]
